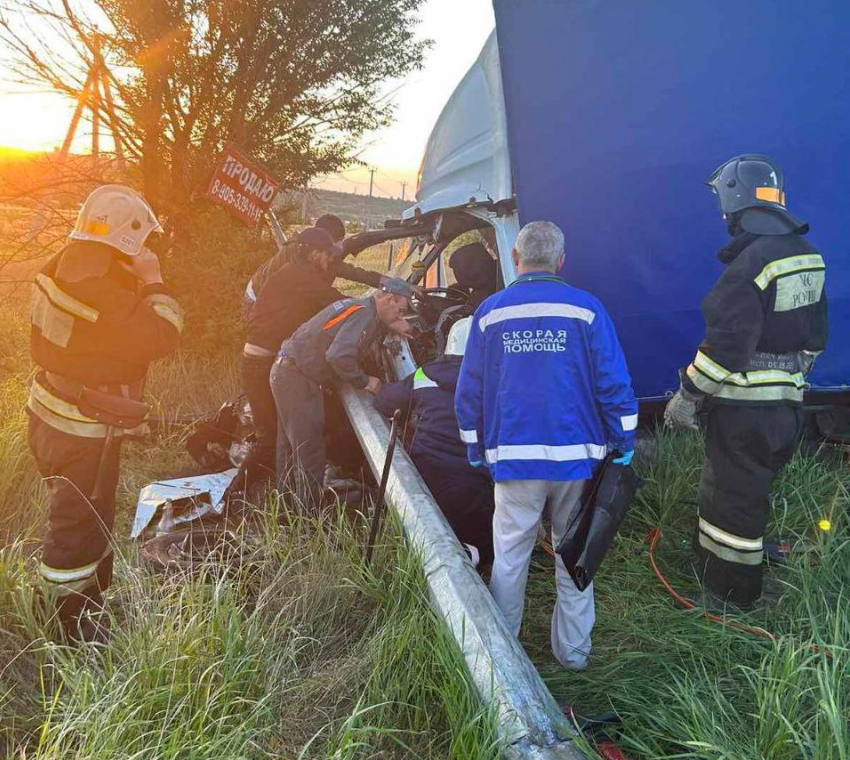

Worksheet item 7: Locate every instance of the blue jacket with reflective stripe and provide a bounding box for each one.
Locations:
[454,272,638,482]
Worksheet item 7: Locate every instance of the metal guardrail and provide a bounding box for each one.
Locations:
[341,386,587,759]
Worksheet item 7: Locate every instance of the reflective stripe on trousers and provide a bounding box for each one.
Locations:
[695,403,803,605]
[28,413,121,603]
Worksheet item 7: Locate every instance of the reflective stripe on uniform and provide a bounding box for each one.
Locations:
[27,379,115,438]
[35,273,99,322]
[39,549,113,596]
[39,558,100,584]
[621,414,638,432]
[322,304,365,331]
[687,363,722,394]
[413,367,439,390]
[698,513,764,571]
[693,351,730,382]
[699,517,763,551]
[713,383,804,404]
[146,293,184,333]
[459,429,478,443]
[753,254,825,291]
[31,287,75,348]
[698,532,764,566]
[485,442,606,465]
[478,302,596,331]
[688,349,804,401]
[724,370,806,388]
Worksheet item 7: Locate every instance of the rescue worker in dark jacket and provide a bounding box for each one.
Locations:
[448,242,500,308]
[242,214,350,321]
[665,154,828,609]
[270,279,414,511]
[238,226,384,490]
[28,184,183,641]
[375,317,494,565]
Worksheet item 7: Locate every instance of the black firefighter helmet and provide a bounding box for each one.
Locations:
[706,154,807,235]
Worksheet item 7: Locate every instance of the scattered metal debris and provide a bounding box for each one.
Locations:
[131,468,238,539]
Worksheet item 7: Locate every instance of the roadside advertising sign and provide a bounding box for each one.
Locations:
[204,143,281,226]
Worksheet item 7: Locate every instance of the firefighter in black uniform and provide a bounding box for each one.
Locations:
[665,155,828,609]
[28,184,183,641]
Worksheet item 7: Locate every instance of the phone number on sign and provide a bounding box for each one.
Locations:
[209,179,264,223]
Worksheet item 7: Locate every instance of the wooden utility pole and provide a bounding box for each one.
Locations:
[58,36,125,163]
[28,38,125,241]
[401,181,407,202]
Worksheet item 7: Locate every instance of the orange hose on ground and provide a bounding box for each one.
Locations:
[542,529,830,658]
[646,527,777,641]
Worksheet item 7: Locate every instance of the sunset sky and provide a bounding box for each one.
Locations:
[0,0,496,199]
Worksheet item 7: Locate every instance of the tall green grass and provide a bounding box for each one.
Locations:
[0,324,499,759]
[524,430,849,759]
[4,292,848,758]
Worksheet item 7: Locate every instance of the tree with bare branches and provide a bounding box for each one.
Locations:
[0,0,428,221]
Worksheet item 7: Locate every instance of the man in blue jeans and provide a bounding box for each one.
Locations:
[455,221,637,670]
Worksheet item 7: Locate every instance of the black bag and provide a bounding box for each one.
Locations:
[555,455,642,591]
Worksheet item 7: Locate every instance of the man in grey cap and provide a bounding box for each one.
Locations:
[271,278,414,511]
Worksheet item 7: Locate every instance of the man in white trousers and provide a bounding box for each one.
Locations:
[455,221,638,669]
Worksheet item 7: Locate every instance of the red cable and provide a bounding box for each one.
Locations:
[646,527,777,640]
[542,530,830,657]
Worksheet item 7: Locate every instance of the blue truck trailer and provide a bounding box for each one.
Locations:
[363,0,848,411]
[332,4,850,755]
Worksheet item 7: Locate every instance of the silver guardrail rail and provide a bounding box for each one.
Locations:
[341,386,587,759]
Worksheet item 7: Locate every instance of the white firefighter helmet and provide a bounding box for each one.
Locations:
[446,316,472,356]
[69,184,163,256]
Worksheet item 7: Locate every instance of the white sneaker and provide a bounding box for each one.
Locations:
[463,543,480,568]
[558,657,588,672]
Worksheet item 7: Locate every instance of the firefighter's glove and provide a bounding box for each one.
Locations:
[664,389,701,431]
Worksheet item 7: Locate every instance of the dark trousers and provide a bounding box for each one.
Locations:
[324,388,366,476]
[28,415,120,628]
[415,454,495,565]
[270,360,326,512]
[694,403,803,605]
[239,354,277,489]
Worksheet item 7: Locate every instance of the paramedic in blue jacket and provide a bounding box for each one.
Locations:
[375,317,494,566]
[455,221,637,670]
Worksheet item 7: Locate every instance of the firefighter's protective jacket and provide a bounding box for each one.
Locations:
[455,273,638,482]
[29,241,183,437]
[280,296,383,389]
[682,227,827,405]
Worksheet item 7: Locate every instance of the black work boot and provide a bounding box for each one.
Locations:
[57,591,110,646]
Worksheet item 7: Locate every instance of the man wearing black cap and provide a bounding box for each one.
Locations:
[665,154,828,610]
[271,278,414,511]
[243,214,351,321]
[238,225,385,492]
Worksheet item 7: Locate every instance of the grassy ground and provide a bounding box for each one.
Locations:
[0,306,499,759]
[523,431,849,758]
[2,247,848,757]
